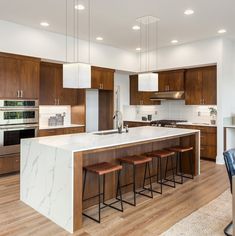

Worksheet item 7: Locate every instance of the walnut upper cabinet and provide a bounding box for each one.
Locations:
[0,53,40,99]
[158,70,185,92]
[91,66,114,90]
[40,62,78,105]
[130,75,160,105]
[185,66,217,105]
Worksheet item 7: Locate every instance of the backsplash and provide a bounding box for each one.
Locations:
[123,100,217,123]
[39,106,71,127]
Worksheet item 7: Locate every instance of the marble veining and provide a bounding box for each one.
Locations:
[20,139,74,233]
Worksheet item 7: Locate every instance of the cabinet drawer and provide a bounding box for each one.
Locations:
[124,121,150,128]
[0,154,20,174]
[200,145,216,160]
[64,127,85,134]
[201,133,216,146]
[38,128,65,137]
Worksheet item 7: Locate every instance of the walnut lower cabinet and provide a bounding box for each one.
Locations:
[176,124,217,160]
[123,121,151,127]
[38,126,85,137]
[0,154,20,175]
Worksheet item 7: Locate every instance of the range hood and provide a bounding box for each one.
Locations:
[150,91,185,100]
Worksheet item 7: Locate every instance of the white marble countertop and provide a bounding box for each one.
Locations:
[27,126,199,153]
[39,124,85,130]
[177,122,217,127]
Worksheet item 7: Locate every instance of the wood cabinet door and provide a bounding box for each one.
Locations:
[142,92,161,105]
[130,75,141,105]
[19,59,40,99]
[185,69,203,105]
[0,56,20,98]
[158,70,184,92]
[101,70,114,90]
[91,67,102,89]
[202,66,217,105]
[56,65,78,105]
[40,62,57,105]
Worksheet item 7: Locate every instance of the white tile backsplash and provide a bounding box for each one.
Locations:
[39,106,71,127]
[123,100,217,123]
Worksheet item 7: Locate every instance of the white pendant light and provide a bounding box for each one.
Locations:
[138,73,158,92]
[137,16,159,91]
[63,63,91,88]
[63,0,91,89]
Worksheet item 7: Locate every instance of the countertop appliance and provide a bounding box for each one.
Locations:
[150,119,187,128]
[0,99,39,156]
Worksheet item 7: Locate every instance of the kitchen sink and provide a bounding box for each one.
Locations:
[93,130,125,135]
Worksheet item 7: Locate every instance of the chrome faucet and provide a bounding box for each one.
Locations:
[113,110,123,133]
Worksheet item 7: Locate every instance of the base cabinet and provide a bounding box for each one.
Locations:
[176,124,217,160]
[123,121,151,128]
[0,154,20,175]
[38,126,85,137]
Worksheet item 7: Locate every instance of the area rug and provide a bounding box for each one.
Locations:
[161,189,232,236]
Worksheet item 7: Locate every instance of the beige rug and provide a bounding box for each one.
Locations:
[161,189,232,236]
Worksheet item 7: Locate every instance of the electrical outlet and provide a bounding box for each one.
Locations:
[155,111,158,115]
[198,111,201,116]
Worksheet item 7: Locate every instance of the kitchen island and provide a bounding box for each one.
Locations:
[20,126,200,233]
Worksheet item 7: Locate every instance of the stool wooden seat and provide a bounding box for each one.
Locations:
[83,162,123,223]
[146,150,176,194]
[168,146,194,184]
[84,162,122,175]
[147,150,175,158]
[168,146,193,153]
[118,155,152,165]
[117,155,153,206]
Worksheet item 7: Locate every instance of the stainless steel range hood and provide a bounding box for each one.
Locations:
[150,91,185,100]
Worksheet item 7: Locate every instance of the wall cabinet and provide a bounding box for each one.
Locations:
[185,66,217,105]
[38,126,85,137]
[176,124,217,161]
[0,53,40,99]
[40,62,79,105]
[158,70,185,92]
[130,75,161,105]
[91,66,114,90]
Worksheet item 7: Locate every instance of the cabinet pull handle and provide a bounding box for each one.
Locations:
[54,99,57,105]
[21,90,23,98]
[58,99,60,105]
[17,90,19,98]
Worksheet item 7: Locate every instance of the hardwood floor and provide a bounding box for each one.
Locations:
[0,160,229,236]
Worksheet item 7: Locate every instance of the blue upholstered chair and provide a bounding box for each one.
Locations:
[223,149,235,236]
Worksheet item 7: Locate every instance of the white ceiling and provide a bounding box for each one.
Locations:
[0,0,234,51]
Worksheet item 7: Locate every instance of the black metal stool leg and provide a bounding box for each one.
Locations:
[117,170,124,212]
[147,162,153,198]
[159,158,163,194]
[189,151,194,179]
[133,164,136,206]
[98,175,101,223]
[103,174,106,204]
[180,153,183,184]
[171,155,176,188]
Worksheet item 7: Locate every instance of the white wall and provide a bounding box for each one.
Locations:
[0,20,138,72]
[85,90,99,132]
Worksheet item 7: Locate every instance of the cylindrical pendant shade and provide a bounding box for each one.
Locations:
[63,63,91,88]
[138,73,158,91]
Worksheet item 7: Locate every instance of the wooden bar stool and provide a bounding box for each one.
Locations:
[117,155,153,206]
[168,146,194,184]
[82,162,123,223]
[146,150,176,194]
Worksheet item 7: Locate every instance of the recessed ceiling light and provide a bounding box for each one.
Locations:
[184,9,194,15]
[96,36,103,41]
[40,22,49,27]
[171,40,178,44]
[75,4,85,10]
[136,47,141,51]
[132,25,140,31]
[218,29,227,34]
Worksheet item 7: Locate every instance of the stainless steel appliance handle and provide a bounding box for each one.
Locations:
[0,108,39,111]
[0,124,39,131]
